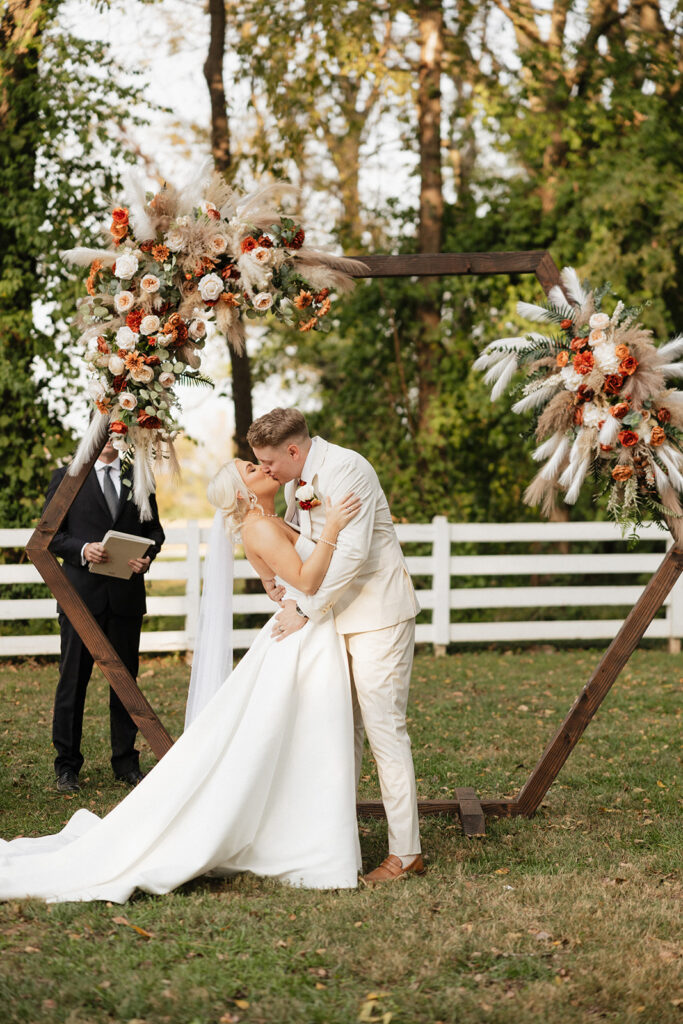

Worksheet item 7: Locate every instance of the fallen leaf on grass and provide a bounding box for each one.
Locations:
[112,915,153,939]
[23,946,40,953]
[530,930,551,941]
[233,1000,249,1010]
[219,1014,240,1024]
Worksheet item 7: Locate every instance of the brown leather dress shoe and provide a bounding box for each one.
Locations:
[363,854,426,883]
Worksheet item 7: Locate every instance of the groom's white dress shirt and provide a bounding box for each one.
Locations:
[284,436,421,856]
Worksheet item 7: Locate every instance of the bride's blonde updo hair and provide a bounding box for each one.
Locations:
[207,460,260,536]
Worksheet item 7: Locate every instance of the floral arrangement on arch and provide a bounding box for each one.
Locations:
[62,166,366,518]
[473,267,683,538]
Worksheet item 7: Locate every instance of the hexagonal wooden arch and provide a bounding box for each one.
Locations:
[26,249,683,834]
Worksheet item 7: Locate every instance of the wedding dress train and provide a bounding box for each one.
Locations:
[0,538,361,902]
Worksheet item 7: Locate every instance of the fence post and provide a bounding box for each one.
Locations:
[432,515,450,656]
[665,535,683,653]
[184,519,201,659]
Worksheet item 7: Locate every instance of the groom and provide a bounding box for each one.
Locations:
[246,408,423,883]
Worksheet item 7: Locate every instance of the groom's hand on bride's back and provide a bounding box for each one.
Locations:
[273,599,308,641]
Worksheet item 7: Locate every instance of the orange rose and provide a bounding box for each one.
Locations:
[618,430,639,448]
[573,350,595,375]
[615,344,629,359]
[610,402,630,419]
[560,318,573,330]
[570,337,587,353]
[556,350,569,367]
[110,223,128,240]
[140,241,154,253]
[604,374,624,395]
[649,425,666,446]
[657,407,671,424]
[576,385,594,403]
[137,411,162,429]
[240,236,258,253]
[111,207,129,225]
[620,355,638,376]
[109,420,128,435]
[612,465,634,482]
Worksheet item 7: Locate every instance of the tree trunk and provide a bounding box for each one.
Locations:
[415,1,444,433]
[203,0,253,459]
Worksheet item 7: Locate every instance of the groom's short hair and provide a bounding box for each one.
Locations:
[247,408,309,449]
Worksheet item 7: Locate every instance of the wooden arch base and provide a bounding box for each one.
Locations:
[27,249,682,830]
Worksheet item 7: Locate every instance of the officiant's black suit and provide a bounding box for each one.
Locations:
[45,465,165,779]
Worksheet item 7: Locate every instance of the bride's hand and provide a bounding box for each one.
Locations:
[324,492,361,533]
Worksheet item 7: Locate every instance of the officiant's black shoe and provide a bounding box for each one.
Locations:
[115,768,145,786]
[56,769,80,793]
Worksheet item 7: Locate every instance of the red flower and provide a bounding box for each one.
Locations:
[576,384,594,403]
[619,355,638,376]
[111,207,129,225]
[96,335,109,354]
[573,350,594,375]
[604,374,624,395]
[560,319,573,330]
[112,375,127,393]
[610,402,630,419]
[109,420,128,435]
[137,411,162,430]
[144,355,160,366]
[618,430,639,448]
[240,236,258,253]
[257,235,274,248]
[126,309,143,332]
[289,228,305,249]
[657,407,671,424]
[650,426,666,447]
[570,337,588,353]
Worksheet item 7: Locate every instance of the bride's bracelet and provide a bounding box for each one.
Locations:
[318,537,337,549]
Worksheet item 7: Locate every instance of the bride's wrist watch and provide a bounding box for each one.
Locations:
[295,604,308,620]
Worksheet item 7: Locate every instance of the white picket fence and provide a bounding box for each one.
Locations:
[0,519,682,657]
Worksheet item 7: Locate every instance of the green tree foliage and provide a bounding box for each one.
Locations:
[0,0,149,525]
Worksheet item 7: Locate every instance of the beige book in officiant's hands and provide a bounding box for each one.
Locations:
[88,530,153,580]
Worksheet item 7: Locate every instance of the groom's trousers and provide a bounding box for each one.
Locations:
[344,618,421,857]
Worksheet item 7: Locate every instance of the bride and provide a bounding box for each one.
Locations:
[0,460,362,902]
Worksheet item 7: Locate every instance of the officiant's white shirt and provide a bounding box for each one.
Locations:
[285,437,419,634]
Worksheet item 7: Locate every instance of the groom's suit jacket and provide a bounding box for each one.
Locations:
[284,437,419,634]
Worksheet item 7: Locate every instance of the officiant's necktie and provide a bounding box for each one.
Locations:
[102,466,119,521]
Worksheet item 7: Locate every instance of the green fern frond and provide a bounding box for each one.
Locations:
[177,372,215,388]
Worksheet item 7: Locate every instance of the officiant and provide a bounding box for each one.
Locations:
[45,437,165,793]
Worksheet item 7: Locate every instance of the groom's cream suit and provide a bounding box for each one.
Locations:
[286,436,421,856]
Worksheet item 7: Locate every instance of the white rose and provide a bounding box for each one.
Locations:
[108,354,126,376]
[95,353,111,368]
[252,246,274,266]
[158,371,176,388]
[130,364,154,384]
[593,343,620,374]
[87,379,107,402]
[199,199,218,216]
[113,252,139,280]
[140,315,160,335]
[582,402,605,429]
[115,326,137,351]
[295,482,316,502]
[198,273,225,302]
[590,313,611,330]
[588,329,607,346]
[165,231,184,253]
[114,290,134,313]
[211,234,228,254]
[118,391,137,411]
[560,364,582,392]
[140,274,161,294]
[189,319,206,340]
[175,216,190,228]
[252,291,274,311]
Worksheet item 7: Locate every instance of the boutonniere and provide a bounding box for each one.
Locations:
[295,479,321,510]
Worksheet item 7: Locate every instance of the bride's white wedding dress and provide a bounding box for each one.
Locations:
[0,537,361,902]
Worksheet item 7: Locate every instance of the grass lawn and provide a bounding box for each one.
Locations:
[0,646,680,1024]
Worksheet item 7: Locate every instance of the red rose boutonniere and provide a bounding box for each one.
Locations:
[295,480,321,510]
